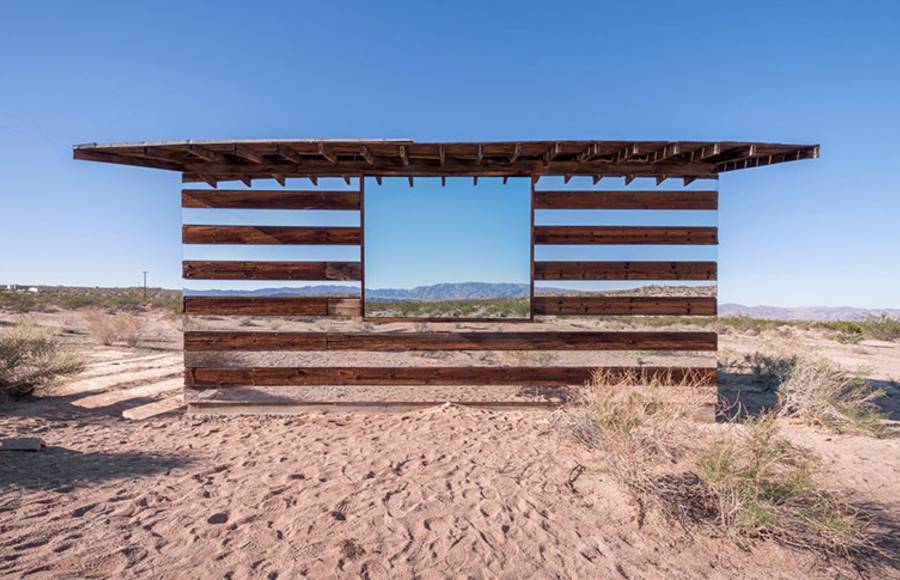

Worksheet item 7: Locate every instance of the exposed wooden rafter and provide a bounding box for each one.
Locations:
[318,143,338,165]
[233,144,264,164]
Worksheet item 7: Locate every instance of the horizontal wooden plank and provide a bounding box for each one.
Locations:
[182,225,361,245]
[183,331,717,352]
[534,226,717,245]
[183,296,361,316]
[534,190,718,210]
[182,261,361,281]
[182,189,360,210]
[188,400,561,414]
[533,296,717,316]
[534,261,717,281]
[186,366,717,387]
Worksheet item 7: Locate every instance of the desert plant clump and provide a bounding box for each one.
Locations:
[552,368,713,524]
[696,415,872,555]
[0,321,84,398]
[554,372,875,561]
[84,310,147,347]
[775,357,887,436]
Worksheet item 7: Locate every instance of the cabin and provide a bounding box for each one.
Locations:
[74,139,818,417]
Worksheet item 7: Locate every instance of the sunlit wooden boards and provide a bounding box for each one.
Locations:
[182,189,360,210]
[182,261,361,280]
[183,296,361,316]
[534,226,717,245]
[183,331,718,352]
[183,226,361,245]
[533,296,717,316]
[534,261,717,281]
[533,190,718,210]
[187,366,718,387]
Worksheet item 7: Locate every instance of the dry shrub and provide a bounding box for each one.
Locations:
[775,356,887,436]
[697,415,873,555]
[553,368,713,525]
[84,310,147,347]
[554,369,875,560]
[0,321,84,397]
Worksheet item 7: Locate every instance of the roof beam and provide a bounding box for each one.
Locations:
[232,144,264,164]
[544,142,561,164]
[199,173,218,188]
[272,174,286,187]
[685,144,722,163]
[318,143,338,165]
[187,145,220,162]
[509,143,521,164]
[308,176,318,186]
[240,176,252,187]
[439,145,446,166]
[613,144,640,164]
[476,144,484,165]
[648,143,680,164]
[360,145,375,166]
[578,142,600,163]
[398,145,409,166]
[277,144,305,164]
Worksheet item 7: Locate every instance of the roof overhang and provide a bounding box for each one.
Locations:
[73,139,819,187]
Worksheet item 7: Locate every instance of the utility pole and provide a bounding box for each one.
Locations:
[142,271,148,300]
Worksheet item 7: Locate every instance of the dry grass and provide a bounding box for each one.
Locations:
[0,321,84,398]
[554,369,876,561]
[697,416,873,555]
[84,310,147,347]
[774,357,887,436]
[552,368,713,526]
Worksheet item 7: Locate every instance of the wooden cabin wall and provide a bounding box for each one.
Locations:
[180,177,718,415]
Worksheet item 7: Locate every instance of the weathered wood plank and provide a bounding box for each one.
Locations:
[183,296,362,316]
[181,189,360,210]
[534,261,717,280]
[182,261,361,281]
[534,190,717,210]
[533,296,717,316]
[188,400,561,414]
[183,331,717,352]
[185,366,717,387]
[534,226,717,245]
[182,225,361,245]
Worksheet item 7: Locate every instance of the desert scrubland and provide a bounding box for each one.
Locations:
[0,294,898,578]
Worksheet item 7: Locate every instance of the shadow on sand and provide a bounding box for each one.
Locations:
[0,447,192,491]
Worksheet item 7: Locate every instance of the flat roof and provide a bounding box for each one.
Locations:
[73,139,818,186]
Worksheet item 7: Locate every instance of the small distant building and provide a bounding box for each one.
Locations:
[27,287,39,294]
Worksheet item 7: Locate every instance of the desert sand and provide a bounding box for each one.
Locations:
[1,310,899,578]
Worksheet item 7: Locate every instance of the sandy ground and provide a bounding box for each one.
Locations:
[1,310,899,578]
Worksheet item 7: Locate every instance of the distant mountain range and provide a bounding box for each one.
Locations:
[184,282,898,321]
[185,282,530,301]
[719,304,900,322]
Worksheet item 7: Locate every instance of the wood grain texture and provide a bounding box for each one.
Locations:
[181,189,360,210]
[183,296,361,316]
[186,366,717,387]
[533,296,717,316]
[534,190,717,210]
[534,226,717,245]
[183,330,717,352]
[182,261,361,280]
[534,261,717,281]
[182,225,361,245]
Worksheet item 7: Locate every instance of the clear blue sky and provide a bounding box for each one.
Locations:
[2,1,898,307]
